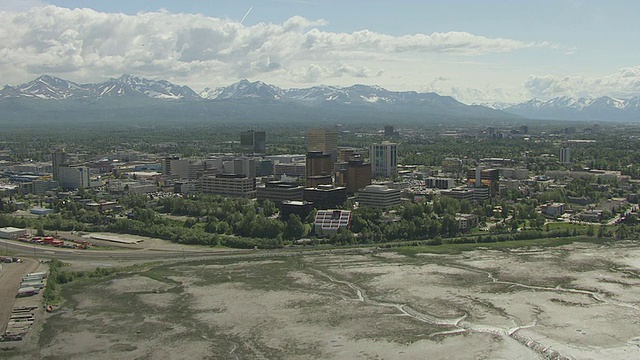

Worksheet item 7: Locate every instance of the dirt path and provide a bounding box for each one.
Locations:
[0,258,39,335]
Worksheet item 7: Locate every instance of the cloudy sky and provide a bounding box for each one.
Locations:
[1,0,639,103]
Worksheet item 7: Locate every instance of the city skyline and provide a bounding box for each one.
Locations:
[1,1,639,103]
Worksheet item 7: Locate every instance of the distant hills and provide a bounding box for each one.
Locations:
[0,75,638,124]
[491,96,640,122]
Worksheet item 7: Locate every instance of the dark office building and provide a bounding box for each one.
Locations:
[256,181,304,204]
[306,151,333,187]
[303,185,347,209]
[240,130,266,154]
[280,200,314,221]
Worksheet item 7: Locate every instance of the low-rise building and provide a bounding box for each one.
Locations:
[542,203,566,217]
[274,162,306,178]
[455,213,478,230]
[280,200,314,221]
[578,210,603,222]
[256,181,304,204]
[303,185,347,209]
[314,210,351,237]
[30,207,55,215]
[201,173,256,198]
[86,201,119,212]
[357,185,401,208]
[425,177,455,189]
[441,187,489,203]
[0,227,28,239]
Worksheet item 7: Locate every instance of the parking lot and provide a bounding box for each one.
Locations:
[0,257,45,346]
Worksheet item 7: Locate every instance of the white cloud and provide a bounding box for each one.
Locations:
[0,5,554,93]
[421,79,527,105]
[525,66,640,99]
[291,63,384,83]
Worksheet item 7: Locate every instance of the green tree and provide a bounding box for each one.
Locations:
[283,214,305,240]
[586,225,595,237]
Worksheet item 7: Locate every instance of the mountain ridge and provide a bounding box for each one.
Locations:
[5,74,638,123]
[500,96,640,121]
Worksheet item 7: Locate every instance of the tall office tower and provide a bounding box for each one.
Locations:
[240,130,266,154]
[52,149,67,181]
[163,156,179,176]
[560,147,571,165]
[369,141,397,178]
[307,128,338,161]
[384,125,394,137]
[345,158,372,194]
[306,151,334,187]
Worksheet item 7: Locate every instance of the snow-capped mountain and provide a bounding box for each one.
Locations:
[200,79,284,100]
[201,80,469,108]
[0,75,91,100]
[95,75,200,99]
[503,96,640,121]
[0,74,200,100]
[0,75,519,124]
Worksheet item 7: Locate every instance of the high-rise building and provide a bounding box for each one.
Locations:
[233,158,257,179]
[384,125,394,137]
[58,166,90,190]
[307,128,338,161]
[52,149,67,181]
[163,157,189,178]
[345,159,371,194]
[560,147,571,165]
[306,151,333,187]
[370,142,397,178]
[240,130,266,154]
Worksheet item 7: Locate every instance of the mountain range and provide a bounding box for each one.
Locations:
[0,75,638,123]
[498,96,640,122]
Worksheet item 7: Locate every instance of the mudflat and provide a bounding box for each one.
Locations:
[7,240,640,359]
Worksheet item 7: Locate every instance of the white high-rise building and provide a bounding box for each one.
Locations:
[58,166,90,190]
[369,142,397,178]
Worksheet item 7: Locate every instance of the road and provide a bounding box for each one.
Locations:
[2,239,253,261]
[1,239,376,267]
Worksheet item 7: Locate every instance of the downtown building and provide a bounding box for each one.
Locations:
[370,141,398,178]
[201,173,256,198]
[307,128,338,162]
[240,130,266,154]
[357,185,401,208]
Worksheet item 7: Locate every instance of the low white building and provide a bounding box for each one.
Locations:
[357,185,401,208]
[0,227,28,239]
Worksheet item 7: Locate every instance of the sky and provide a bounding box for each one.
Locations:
[1,0,639,103]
